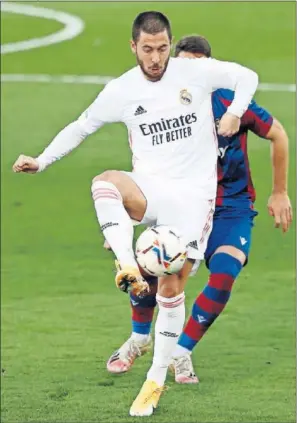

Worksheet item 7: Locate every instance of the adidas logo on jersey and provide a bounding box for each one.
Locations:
[134,105,147,116]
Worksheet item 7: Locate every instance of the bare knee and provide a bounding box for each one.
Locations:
[92,170,122,186]
[158,283,180,298]
[158,274,185,298]
[157,259,194,298]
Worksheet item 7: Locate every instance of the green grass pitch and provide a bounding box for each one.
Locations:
[1,2,295,422]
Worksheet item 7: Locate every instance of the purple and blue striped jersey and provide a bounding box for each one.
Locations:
[212,89,273,208]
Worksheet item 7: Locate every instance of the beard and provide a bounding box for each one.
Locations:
[136,53,170,82]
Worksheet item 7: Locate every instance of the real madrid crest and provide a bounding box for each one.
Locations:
[180,89,192,105]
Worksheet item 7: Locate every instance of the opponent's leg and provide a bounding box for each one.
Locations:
[104,226,158,374]
[130,279,158,342]
[91,170,149,295]
[171,246,245,383]
[130,260,193,416]
[107,279,157,374]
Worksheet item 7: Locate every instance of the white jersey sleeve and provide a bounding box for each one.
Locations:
[36,80,123,171]
[78,79,124,126]
[193,58,258,118]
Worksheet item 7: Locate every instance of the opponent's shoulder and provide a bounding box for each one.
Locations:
[212,88,235,102]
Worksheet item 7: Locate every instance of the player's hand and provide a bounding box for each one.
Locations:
[267,192,293,233]
[218,113,240,137]
[12,155,39,174]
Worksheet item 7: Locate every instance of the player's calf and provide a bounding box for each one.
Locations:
[172,250,244,368]
[145,261,193,386]
[91,171,150,296]
[130,278,157,337]
[130,267,192,417]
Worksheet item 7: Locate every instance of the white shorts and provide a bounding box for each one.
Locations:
[123,172,215,260]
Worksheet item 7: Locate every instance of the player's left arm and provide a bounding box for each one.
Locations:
[194,58,259,137]
[244,102,292,232]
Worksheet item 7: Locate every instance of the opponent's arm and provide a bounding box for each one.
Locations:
[12,81,121,173]
[243,101,292,232]
[266,119,292,232]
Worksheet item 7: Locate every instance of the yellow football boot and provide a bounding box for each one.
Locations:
[115,260,149,297]
[129,380,166,417]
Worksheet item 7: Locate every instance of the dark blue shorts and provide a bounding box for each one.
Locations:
[204,206,258,268]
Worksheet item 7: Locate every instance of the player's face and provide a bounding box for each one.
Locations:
[131,30,171,82]
[177,51,206,59]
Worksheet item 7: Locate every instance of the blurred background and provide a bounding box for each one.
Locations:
[1,2,296,422]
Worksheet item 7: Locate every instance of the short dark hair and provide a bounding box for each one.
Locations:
[175,35,212,58]
[132,11,172,42]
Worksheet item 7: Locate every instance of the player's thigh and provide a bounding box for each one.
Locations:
[120,172,167,225]
[94,170,158,223]
[205,212,256,267]
[93,170,147,221]
[158,194,215,262]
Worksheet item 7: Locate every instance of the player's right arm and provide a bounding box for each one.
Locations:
[12,80,122,174]
[12,118,101,174]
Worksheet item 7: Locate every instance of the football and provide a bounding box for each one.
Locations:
[135,225,188,277]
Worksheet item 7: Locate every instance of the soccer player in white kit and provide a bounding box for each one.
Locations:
[13,11,258,417]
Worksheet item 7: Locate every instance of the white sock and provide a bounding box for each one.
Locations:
[131,332,150,345]
[147,292,185,386]
[91,180,138,268]
[172,343,191,358]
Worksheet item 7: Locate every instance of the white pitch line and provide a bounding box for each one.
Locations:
[258,83,296,93]
[1,2,84,54]
[0,74,113,85]
[0,73,295,93]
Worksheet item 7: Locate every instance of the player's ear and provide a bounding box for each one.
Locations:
[130,40,136,55]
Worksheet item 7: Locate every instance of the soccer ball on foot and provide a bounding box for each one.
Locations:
[135,225,188,277]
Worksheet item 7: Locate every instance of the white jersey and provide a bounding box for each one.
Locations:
[36,57,258,198]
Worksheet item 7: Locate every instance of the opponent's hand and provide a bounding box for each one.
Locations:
[267,192,293,233]
[218,113,240,137]
[12,155,39,174]
[103,239,112,250]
